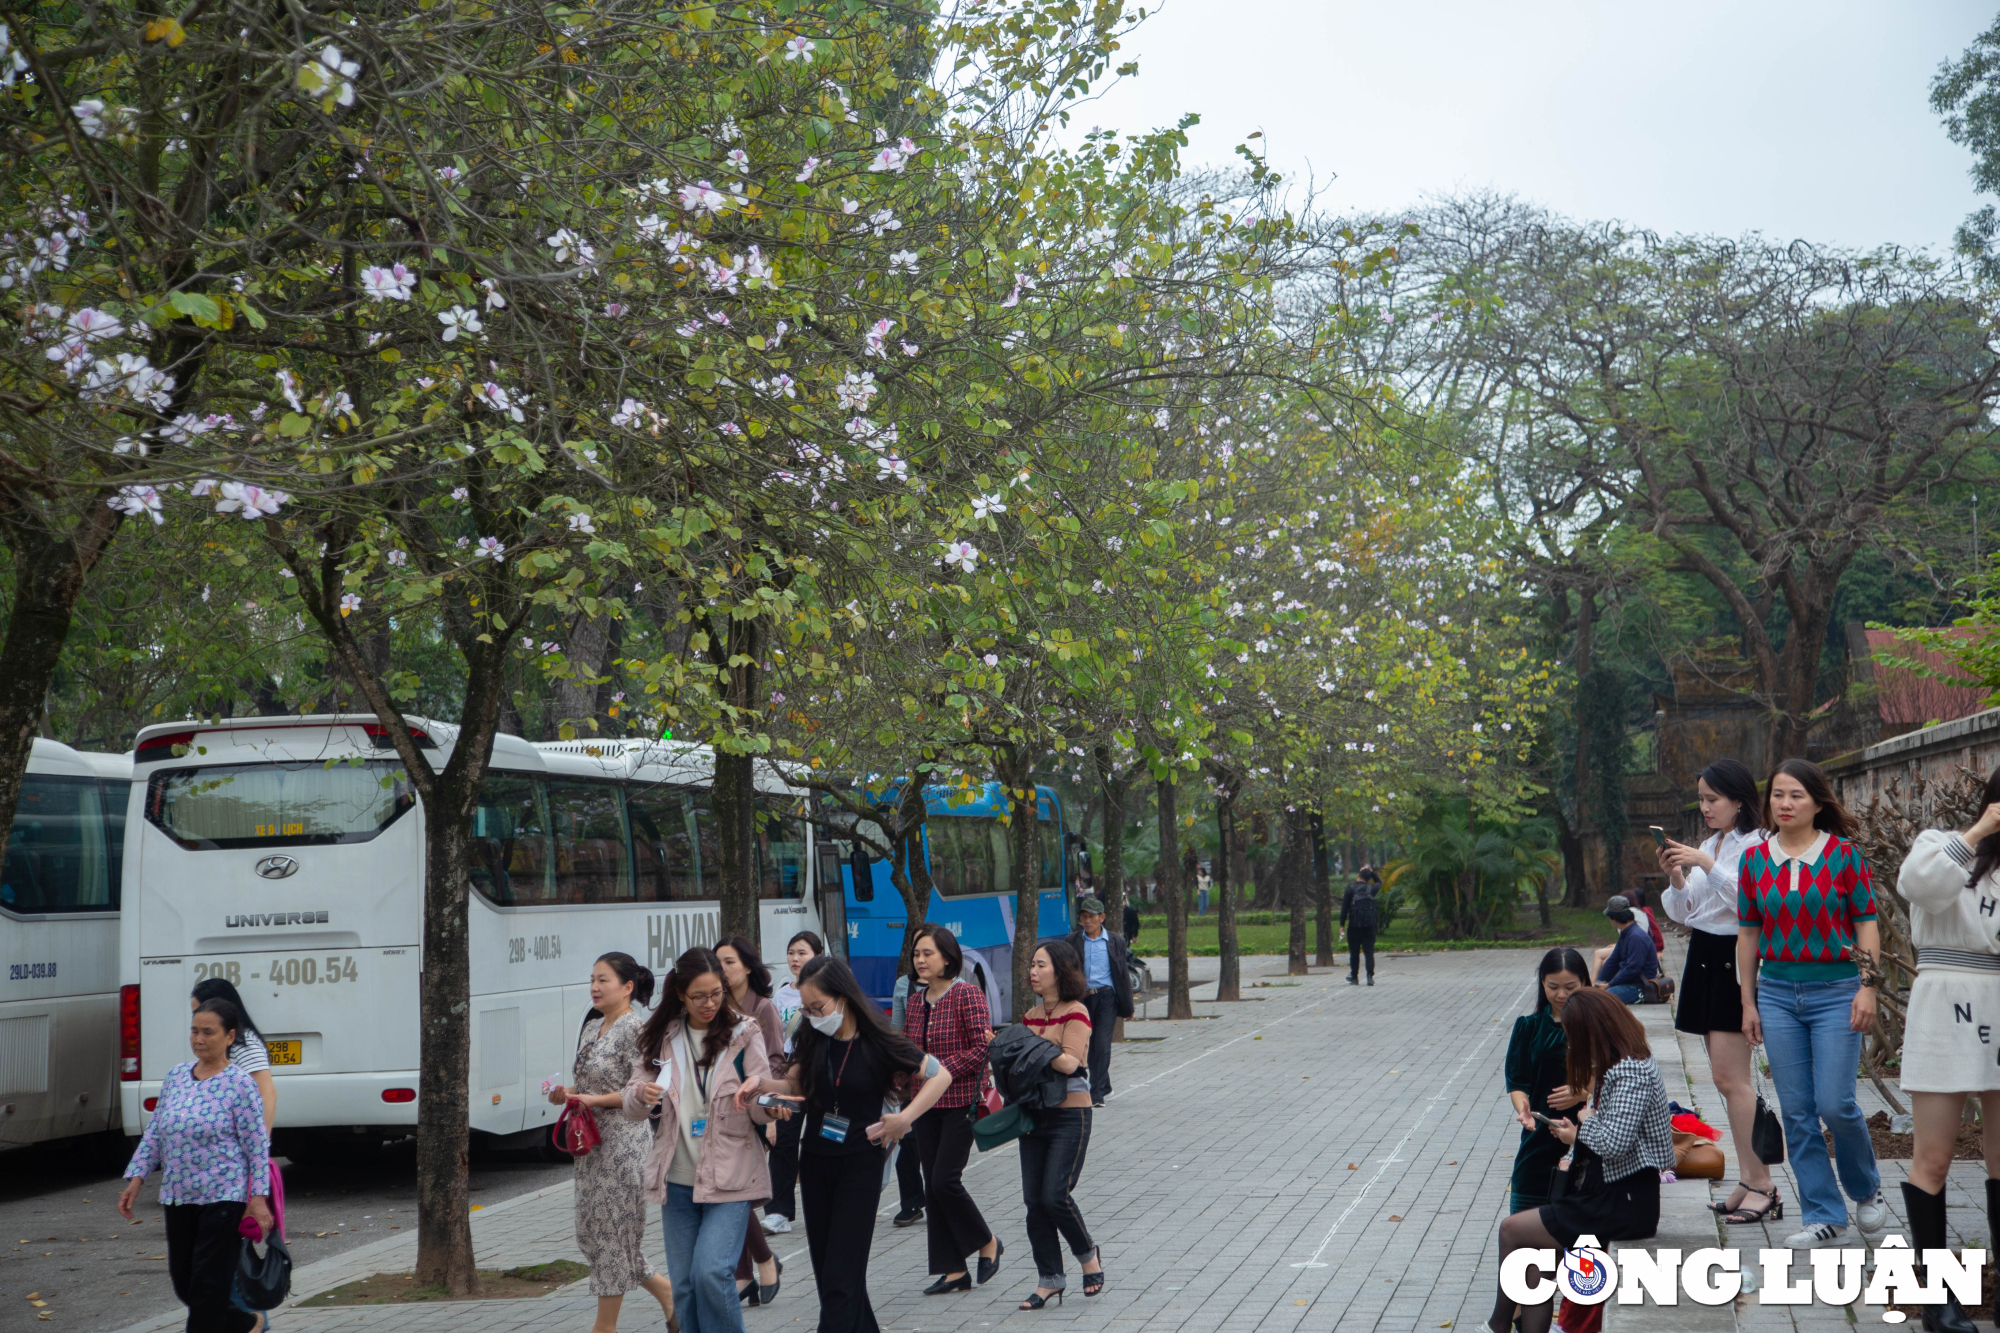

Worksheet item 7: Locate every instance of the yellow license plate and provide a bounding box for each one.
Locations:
[266,1040,301,1066]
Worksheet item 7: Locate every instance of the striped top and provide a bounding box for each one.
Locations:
[1023,1002,1093,1108]
[1738,831,1877,981]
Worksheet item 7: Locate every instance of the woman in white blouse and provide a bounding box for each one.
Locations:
[1895,782,2000,1333]
[1659,758,1774,1225]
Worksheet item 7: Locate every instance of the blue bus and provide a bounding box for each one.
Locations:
[818,782,1073,1015]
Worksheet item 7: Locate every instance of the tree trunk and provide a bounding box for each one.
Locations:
[1556,807,1589,909]
[1569,587,1594,901]
[1159,775,1193,1019]
[712,750,759,939]
[1285,807,1311,975]
[1097,748,1127,937]
[0,503,123,859]
[1001,747,1041,1020]
[550,614,611,736]
[890,771,933,985]
[1311,811,1334,967]
[413,804,478,1294]
[1215,785,1240,1003]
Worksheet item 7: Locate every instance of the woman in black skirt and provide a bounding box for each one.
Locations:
[1658,758,1777,1225]
[1486,989,1673,1333]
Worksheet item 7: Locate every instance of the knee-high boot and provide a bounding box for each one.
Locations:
[1903,1180,1977,1333]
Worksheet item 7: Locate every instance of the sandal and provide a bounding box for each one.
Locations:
[1707,1179,1752,1216]
[1081,1246,1105,1297]
[1723,1185,1783,1225]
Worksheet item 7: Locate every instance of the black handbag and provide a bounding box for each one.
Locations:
[236,1231,292,1310]
[1548,1141,1605,1203]
[1751,1062,1786,1164]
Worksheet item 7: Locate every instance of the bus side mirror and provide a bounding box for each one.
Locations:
[849,843,875,902]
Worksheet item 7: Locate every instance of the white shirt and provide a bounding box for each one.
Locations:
[774,981,803,1056]
[1661,827,1766,937]
[229,1030,270,1075]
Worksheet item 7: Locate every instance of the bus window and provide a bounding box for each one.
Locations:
[930,817,998,897]
[1039,816,1061,890]
[0,776,111,913]
[627,786,702,901]
[470,774,553,904]
[689,798,720,897]
[989,818,1015,895]
[548,782,631,902]
[756,801,806,900]
[147,761,414,850]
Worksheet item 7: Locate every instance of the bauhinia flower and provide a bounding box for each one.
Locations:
[877,454,908,482]
[546,229,597,269]
[677,181,728,215]
[726,148,750,172]
[567,512,595,533]
[867,208,901,237]
[863,319,893,358]
[475,536,506,560]
[213,482,290,520]
[108,485,164,525]
[795,157,822,182]
[783,35,815,61]
[481,278,507,311]
[611,398,649,427]
[972,493,1007,519]
[360,264,416,301]
[888,249,919,274]
[836,371,878,411]
[438,306,482,341]
[339,594,363,617]
[476,382,525,422]
[65,307,124,342]
[385,549,409,567]
[940,539,980,572]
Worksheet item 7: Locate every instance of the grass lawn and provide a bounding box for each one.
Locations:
[1131,904,1622,957]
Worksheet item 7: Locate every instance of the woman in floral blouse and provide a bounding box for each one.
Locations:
[119,998,274,1333]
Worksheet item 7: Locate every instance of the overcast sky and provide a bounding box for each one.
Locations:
[1064,1,1996,253]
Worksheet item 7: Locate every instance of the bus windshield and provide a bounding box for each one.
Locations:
[146,761,415,849]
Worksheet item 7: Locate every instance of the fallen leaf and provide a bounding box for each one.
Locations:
[1448,1160,1458,1165]
[1347,1163,1357,1170]
[30,1300,47,1308]
[1295,1300,1308,1306]
[1388,1215,1402,1222]
[25,1293,38,1301]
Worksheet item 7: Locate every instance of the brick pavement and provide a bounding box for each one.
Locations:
[106,944,1973,1333]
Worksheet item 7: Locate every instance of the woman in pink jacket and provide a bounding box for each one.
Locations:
[625,948,775,1333]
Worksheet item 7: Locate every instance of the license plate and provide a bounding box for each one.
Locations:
[266,1040,301,1066]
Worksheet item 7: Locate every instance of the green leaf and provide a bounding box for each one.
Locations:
[168,291,221,322]
[277,413,312,437]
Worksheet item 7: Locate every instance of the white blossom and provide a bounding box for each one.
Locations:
[339,594,363,617]
[481,279,507,311]
[783,35,815,61]
[476,381,525,422]
[677,181,728,215]
[795,157,822,182]
[567,512,595,534]
[439,306,482,341]
[863,319,893,358]
[213,482,289,520]
[108,485,165,525]
[360,264,416,301]
[385,549,409,567]
[940,539,980,572]
[876,454,908,482]
[611,398,649,427]
[546,229,597,269]
[972,493,1007,520]
[0,23,28,90]
[836,371,878,411]
[475,536,506,560]
[888,249,919,274]
[867,208,902,237]
[276,369,304,412]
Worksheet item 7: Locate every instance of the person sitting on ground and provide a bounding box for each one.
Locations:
[1595,895,1660,1005]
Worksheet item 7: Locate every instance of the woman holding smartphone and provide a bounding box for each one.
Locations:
[1658,758,1776,1225]
[1503,949,1591,1214]
[1738,759,1886,1248]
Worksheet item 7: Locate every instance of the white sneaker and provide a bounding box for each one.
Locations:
[761,1213,792,1235]
[1855,1194,1889,1234]
[1783,1222,1848,1248]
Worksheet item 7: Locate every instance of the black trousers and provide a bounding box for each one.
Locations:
[914,1105,992,1274]
[767,1111,803,1220]
[164,1201,255,1333]
[1082,989,1118,1100]
[1017,1107,1093,1287]
[895,1130,924,1211]
[1349,927,1377,979]
[801,1150,885,1333]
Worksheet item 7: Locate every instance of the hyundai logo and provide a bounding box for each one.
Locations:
[254,855,300,880]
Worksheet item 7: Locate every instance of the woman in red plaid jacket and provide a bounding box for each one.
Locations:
[904,925,1005,1295]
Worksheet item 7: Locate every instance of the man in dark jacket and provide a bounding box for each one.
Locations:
[1064,896,1135,1106]
[1122,899,1141,944]
[1340,867,1382,986]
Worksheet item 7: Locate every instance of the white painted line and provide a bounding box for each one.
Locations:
[1290,1015,1505,1269]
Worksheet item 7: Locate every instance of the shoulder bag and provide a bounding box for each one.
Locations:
[554,1097,603,1156]
[235,1231,292,1310]
[971,1101,1035,1152]
[1751,1057,1785,1164]
[1547,1141,1604,1204]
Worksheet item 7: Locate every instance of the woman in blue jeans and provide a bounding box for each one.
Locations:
[1737,759,1886,1248]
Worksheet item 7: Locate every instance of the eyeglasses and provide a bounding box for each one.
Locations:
[802,999,838,1017]
[685,988,725,1006]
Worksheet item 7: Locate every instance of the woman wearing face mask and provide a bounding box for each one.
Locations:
[118,999,275,1333]
[624,949,775,1333]
[758,954,950,1333]
[1739,759,1886,1249]
[1658,758,1778,1226]
[1015,941,1102,1310]
[547,953,675,1333]
[715,935,784,1306]
[903,924,1002,1295]
[760,931,821,1238]
[1504,949,1592,1215]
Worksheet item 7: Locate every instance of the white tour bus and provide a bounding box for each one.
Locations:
[0,738,133,1150]
[118,716,820,1144]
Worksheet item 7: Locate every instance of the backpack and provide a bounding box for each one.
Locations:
[1347,882,1379,932]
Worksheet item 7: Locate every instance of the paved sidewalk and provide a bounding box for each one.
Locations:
[109,943,1959,1333]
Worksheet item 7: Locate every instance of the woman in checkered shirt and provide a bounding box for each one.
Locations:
[1485,988,1671,1333]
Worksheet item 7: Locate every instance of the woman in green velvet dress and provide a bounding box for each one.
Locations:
[1503,949,1592,1213]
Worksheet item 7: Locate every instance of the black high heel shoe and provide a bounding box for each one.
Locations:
[1019,1288,1064,1310]
[1081,1246,1105,1297]
[977,1237,1004,1285]
[758,1257,783,1305]
[923,1273,973,1295]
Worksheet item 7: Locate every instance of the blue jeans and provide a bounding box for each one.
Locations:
[662,1186,750,1333]
[1758,975,1880,1226]
[1605,984,1642,1005]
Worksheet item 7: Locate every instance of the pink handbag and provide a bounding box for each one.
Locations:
[554,1098,603,1156]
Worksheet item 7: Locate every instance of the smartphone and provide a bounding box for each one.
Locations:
[1649,825,1667,848]
[1530,1111,1563,1129]
[755,1094,804,1110]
